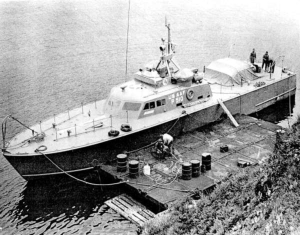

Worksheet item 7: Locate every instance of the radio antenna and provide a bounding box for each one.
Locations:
[125,0,131,81]
[165,16,171,54]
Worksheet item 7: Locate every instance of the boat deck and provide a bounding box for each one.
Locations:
[6,65,293,155]
[100,115,280,212]
[209,65,294,95]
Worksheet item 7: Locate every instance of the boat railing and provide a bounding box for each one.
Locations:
[53,100,101,126]
[53,114,118,141]
[1,115,11,150]
[34,99,103,135]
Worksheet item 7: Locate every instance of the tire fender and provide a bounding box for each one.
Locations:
[121,124,132,132]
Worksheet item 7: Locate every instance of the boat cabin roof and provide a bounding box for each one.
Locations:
[109,76,192,103]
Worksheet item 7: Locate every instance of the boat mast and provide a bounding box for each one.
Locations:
[165,17,171,54]
[165,17,180,72]
[155,18,180,78]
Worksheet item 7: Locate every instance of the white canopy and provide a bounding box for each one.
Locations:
[205,58,259,86]
[173,68,194,82]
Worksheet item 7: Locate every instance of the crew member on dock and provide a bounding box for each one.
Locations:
[155,139,164,154]
[160,133,174,154]
[262,51,269,72]
[250,48,256,64]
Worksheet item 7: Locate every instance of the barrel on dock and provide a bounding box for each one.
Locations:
[129,160,139,178]
[182,162,192,180]
[202,153,211,171]
[190,160,200,178]
[117,154,127,172]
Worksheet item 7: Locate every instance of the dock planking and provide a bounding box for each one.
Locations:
[101,115,280,221]
[104,194,155,227]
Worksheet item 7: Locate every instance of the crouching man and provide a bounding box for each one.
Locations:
[160,133,174,155]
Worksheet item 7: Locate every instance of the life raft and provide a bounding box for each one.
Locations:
[121,124,132,132]
[186,89,194,100]
[108,130,120,137]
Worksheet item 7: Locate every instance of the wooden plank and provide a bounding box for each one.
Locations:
[105,194,155,227]
[131,212,148,222]
[115,197,131,209]
[110,199,128,212]
[121,195,135,206]
[138,210,154,220]
[217,99,239,127]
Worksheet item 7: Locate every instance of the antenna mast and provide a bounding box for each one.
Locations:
[165,17,171,54]
[125,0,131,81]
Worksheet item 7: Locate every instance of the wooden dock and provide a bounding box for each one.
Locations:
[101,115,280,222]
[105,194,155,227]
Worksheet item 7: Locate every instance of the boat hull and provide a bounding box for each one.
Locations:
[3,75,296,180]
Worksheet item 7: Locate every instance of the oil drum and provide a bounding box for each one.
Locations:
[182,162,192,180]
[117,154,127,172]
[202,153,211,171]
[129,160,139,178]
[190,160,200,178]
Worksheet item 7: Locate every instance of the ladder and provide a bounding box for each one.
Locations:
[217,99,239,127]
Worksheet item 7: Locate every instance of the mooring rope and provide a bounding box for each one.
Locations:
[36,148,127,186]
[125,112,185,154]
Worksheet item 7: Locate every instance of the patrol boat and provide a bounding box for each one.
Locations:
[2,22,296,180]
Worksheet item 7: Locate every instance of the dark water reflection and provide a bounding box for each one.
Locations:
[251,95,296,125]
[11,178,137,234]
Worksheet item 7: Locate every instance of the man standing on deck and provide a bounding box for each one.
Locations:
[262,51,269,72]
[269,57,276,73]
[250,49,256,64]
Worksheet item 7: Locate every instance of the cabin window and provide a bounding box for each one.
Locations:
[144,103,150,110]
[123,102,141,111]
[156,99,166,107]
[157,100,162,107]
[176,102,182,107]
[150,102,155,109]
[198,95,203,99]
[144,101,156,110]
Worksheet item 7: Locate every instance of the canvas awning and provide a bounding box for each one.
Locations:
[205,58,259,86]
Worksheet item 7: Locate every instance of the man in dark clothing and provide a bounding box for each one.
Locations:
[262,51,269,72]
[269,57,275,73]
[250,49,256,64]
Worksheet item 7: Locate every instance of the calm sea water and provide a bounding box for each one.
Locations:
[0,0,300,234]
